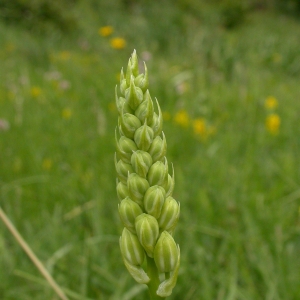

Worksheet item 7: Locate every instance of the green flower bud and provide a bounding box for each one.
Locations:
[131,150,153,178]
[154,231,179,273]
[127,173,150,206]
[115,153,133,183]
[125,77,144,110]
[147,158,168,188]
[125,59,133,86]
[115,132,137,163]
[156,246,180,297]
[148,132,167,162]
[165,164,175,197]
[119,197,143,233]
[135,213,159,257]
[116,180,129,200]
[115,95,125,114]
[130,49,139,77]
[158,196,180,232]
[134,62,148,92]
[120,68,128,95]
[150,99,163,137]
[135,90,154,123]
[144,185,166,218]
[134,74,143,87]
[119,111,141,139]
[134,121,154,151]
[120,228,145,266]
[115,86,133,115]
[141,62,149,92]
[122,258,150,284]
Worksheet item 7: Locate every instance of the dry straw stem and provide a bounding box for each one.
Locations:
[0,206,69,300]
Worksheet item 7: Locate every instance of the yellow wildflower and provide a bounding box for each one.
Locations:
[174,110,189,128]
[265,113,280,135]
[192,118,216,140]
[192,118,206,136]
[110,37,126,50]
[62,108,72,120]
[265,96,278,110]
[99,26,113,37]
[59,51,71,61]
[30,86,42,98]
[42,158,52,171]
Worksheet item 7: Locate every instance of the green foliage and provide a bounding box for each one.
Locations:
[1,3,300,300]
[276,0,300,15]
[219,0,248,29]
[0,0,78,33]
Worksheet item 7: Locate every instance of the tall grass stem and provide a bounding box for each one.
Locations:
[0,206,69,300]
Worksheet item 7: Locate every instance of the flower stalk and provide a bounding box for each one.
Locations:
[115,50,180,299]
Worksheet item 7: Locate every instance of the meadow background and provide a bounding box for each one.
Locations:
[1,0,300,299]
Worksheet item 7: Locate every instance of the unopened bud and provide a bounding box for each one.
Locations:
[116,180,129,200]
[119,197,143,233]
[127,173,150,206]
[165,165,175,197]
[148,132,167,162]
[115,86,133,115]
[135,90,154,123]
[115,154,133,183]
[134,73,144,88]
[134,121,154,151]
[125,59,133,85]
[131,150,153,178]
[154,231,178,273]
[119,112,141,139]
[130,49,139,77]
[158,197,180,232]
[120,68,129,96]
[120,68,128,95]
[125,77,143,110]
[140,63,149,92]
[135,213,159,257]
[156,246,180,297]
[134,62,148,92]
[144,185,165,218]
[115,133,137,163]
[150,99,163,137]
[120,228,145,266]
[147,158,168,188]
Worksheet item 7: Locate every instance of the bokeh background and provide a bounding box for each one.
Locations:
[1,0,300,299]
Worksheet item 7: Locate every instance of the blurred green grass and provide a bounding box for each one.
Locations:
[1,2,300,299]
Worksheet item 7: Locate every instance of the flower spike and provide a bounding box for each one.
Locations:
[115,50,180,298]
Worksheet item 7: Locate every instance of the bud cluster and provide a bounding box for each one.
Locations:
[115,50,180,297]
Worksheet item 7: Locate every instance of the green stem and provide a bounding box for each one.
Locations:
[146,256,165,300]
